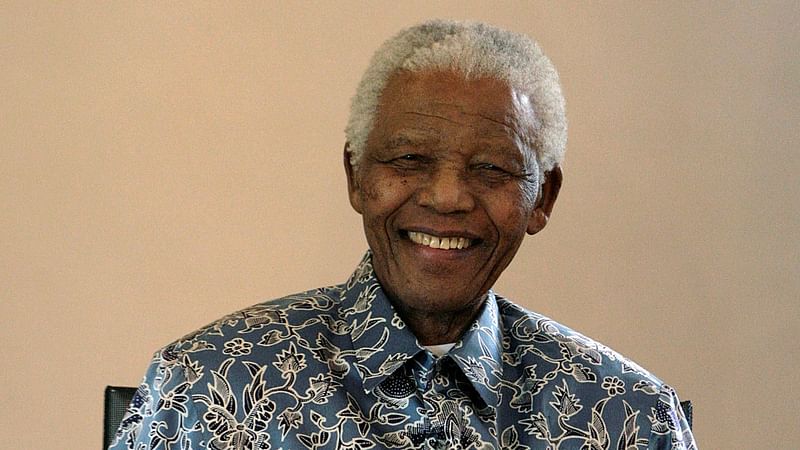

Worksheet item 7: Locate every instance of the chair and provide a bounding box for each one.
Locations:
[103,386,138,450]
[680,400,693,430]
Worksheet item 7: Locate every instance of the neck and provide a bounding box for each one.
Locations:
[392,298,485,346]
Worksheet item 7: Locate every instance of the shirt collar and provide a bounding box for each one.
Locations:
[339,252,504,406]
[447,291,503,407]
[339,252,425,394]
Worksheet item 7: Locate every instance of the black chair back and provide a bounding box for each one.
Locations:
[103,386,137,450]
[680,400,693,430]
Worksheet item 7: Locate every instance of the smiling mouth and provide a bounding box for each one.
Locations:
[407,231,474,250]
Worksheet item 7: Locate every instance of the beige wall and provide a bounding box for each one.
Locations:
[2,2,797,448]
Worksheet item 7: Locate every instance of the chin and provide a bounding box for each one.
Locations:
[391,286,486,314]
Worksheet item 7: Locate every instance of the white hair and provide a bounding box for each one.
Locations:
[345,19,567,178]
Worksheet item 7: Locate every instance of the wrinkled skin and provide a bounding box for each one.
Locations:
[345,70,561,344]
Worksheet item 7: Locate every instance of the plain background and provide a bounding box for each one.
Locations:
[2,2,798,449]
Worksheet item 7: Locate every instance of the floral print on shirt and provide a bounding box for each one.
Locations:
[109,252,697,450]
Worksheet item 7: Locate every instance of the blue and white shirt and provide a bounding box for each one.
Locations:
[110,252,696,449]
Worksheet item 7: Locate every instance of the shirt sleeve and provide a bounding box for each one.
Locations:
[647,384,698,450]
[107,348,202,450]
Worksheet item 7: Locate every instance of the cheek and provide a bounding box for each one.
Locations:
[358,171,411,213]
[486,193,536,238]
[361,180,394,210]
[360,181,383,204]
[359,177,409,248]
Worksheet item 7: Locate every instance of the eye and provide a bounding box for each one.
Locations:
[387,153,427,170]
[474,163,507,173]
[471,162,522,185]
[473,162,513,177]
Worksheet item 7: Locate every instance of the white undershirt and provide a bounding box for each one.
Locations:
[423,343,456,357]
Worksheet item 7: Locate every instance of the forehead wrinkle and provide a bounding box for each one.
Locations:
[473,112,536,164]
[474,112,521,139]
[402,110,463,126]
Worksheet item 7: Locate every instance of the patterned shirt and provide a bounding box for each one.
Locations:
[110,252,697,450]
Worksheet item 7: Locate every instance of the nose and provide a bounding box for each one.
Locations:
[416,166,475,213]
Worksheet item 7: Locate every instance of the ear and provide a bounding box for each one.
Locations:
[343,142,363,214]
[527,165,562,235]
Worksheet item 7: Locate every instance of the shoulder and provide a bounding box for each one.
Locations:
[151,284,346,368]
[493,294,697,445]
[495,293,666,400]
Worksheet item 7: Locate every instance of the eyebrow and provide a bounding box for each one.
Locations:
[383,132,436,150]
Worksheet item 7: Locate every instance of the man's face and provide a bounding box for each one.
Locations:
[347,70,554,319]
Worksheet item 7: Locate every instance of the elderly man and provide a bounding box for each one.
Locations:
[110,20,696,450]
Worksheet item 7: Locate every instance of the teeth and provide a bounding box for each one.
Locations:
[408,231,472,250]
